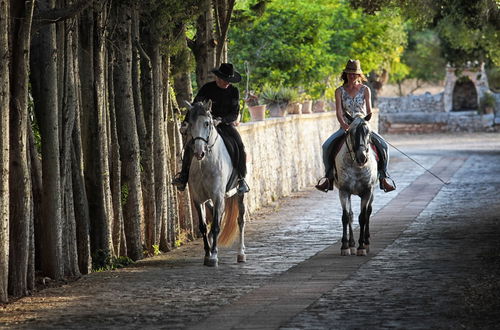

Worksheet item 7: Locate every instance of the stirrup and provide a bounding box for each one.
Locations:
[380,177,396,192]
[315,177,330,193]
[237,179,250,195]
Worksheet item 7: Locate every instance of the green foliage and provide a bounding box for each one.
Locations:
[92,250,134,271]
[139,0,200,55]
[260,85,297,106]
[121,183,129,206]
[152,244,161,256]
[487,66,500,92]
[229,0,407,98]
[392,28,446,84]
[350,0,500,67]
[479,92,496,113]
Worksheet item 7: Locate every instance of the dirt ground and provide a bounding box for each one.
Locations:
[1,132,499,329]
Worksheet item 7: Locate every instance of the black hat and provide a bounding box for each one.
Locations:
[211,63,242,83]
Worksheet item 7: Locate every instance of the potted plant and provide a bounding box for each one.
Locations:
[479,92,496,115]
[245,92,266,121]
[261,85,290,117]
[281,88,301,114]
[299,93,313,114]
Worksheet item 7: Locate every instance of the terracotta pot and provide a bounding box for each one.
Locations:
[248,105,266,121]
[313,100,325,113]
[268,104,287,117]
[302,100,313,114]
[286,102,302,114]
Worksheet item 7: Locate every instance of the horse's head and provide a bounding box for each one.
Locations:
[186,100,214,161]
[345,112,373,166]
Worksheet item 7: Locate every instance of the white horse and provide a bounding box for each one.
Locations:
[185,100,246,267]
[334,113,378,256]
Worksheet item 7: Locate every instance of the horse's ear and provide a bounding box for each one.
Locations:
[204,99,212,112]
[344,112,354,124]
[364,113,372,122]
[184,100,193,109]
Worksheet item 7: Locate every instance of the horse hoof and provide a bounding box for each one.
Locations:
[357,249,367,256]
[204,258,218,267]
[237,254,246,263]
[365,245,370,253]
[350,247,357,255]
[341,249,351,256]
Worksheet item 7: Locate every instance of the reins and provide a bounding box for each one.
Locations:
[385,140,450,185]
[190,119,219,153]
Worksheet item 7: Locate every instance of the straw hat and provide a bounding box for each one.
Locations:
[343,59,363,74]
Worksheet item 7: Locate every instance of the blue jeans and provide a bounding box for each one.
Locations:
[321,129,390,179]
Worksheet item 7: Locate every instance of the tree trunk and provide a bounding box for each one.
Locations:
[213,0,235,66]
[79,6,114,267]
[71,105,91,274]
[0,0,10,304]
[136,25,156,253]
[107,47,125,257]
[112,3,144,260]
[59,10,81,277]
[8,0,35,297]
[191,0,216,88]
[30,0,64,281]
[172,24,193,107]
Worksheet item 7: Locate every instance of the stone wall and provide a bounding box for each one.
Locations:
[378,92,444,114]
[238,111,379,213]
[378,92,499,133]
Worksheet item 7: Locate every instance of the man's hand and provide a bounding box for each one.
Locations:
[179,121,189,135]
[213,117,222,127]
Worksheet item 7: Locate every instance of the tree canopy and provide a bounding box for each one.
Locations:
[350,0,500,67]
[229,0,407,98]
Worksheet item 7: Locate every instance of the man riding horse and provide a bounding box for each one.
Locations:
[172,63,250,195]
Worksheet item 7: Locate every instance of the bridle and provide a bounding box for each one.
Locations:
[345,120,370,164]
[190,116,219,153]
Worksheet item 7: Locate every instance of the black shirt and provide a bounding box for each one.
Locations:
[193,81,240,124]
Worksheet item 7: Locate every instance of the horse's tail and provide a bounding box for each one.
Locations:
[218,195,240,247]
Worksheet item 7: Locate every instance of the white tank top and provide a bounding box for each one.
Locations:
[340,85,367,117]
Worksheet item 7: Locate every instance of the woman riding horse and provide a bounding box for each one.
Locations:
[316,59,396,193]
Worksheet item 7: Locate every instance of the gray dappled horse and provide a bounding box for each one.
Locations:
[185,100,246,267]
[334,113,377,256]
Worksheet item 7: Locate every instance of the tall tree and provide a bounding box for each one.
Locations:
[189,0,216,87]
[8,0,35,297]
[112,2,144,260]
[30,0,64,281]
[0,0,10,304]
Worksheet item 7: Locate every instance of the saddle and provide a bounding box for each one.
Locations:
[215,125,241,193]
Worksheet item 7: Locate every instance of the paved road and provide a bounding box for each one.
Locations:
[1,133,499,329]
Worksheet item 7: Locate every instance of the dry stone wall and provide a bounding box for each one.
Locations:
[237,111,379,213]
[378,93,499,133]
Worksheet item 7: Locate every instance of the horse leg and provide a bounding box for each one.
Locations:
[194,203,211,265]
[206,199,224,267]
[339,190,353,256]
[237,194,246,263]
[357,192,373,256]
[364,193,374,253]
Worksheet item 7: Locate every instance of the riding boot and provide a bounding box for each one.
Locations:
[172,146,193,191]
[371,132,396,192]
[237,178,250,195]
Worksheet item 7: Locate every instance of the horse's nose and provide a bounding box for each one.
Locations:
[195,151,205,160]
[357,154,367,165]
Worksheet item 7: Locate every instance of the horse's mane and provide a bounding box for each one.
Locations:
[189,102,211,122]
